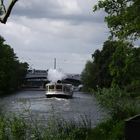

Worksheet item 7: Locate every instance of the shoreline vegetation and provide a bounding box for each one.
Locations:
[0,107,115,140]
[0,104,107,140]
[0,36,28,96]
[0,111,93,140]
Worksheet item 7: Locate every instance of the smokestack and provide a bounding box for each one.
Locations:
[54,58,56,69]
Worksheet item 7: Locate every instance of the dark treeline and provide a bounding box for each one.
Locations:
[81,40,140,92]
[0,36,28,95]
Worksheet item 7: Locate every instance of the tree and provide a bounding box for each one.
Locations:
[109,41,133,87]
[82,39,140,91]
[0,35,28,95]
[93,0,140,41]
[110,44,140,90]
[81,60,96,90]
[0,0,18,24]
[92,0,140,91]
[81,40,117,90]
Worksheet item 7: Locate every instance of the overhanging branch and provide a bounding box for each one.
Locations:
[0,0,18,24]
[1,0,6,13]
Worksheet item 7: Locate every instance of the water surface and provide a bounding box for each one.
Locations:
[0,90,107,127]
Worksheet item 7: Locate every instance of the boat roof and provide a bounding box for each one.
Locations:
[46,83,72,86]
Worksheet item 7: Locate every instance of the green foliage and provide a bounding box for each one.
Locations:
[91,0,140,90]
[109,41,132,87]
[93,0,140,41]
[92,0,140,88]
[109,43,140,88]
[0,108,128,140]
[91,86,140,140]
[82,39,140,90]
[0,113,92,140]
[95,87,140,120]
[0,113,125,140]
[0,35,28,95]
[81,60,96,91]
[81,40,118,90]
[88,119,124,140]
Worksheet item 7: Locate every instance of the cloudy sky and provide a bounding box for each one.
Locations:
[0,0,109,74]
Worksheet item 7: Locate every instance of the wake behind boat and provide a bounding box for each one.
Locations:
[45,82,73,98]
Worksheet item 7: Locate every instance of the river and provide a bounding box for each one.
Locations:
[0,90,108,127]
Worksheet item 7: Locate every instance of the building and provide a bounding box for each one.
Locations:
[23,69,81,88]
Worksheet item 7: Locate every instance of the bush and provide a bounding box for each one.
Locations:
[94,87,140,120]
[125,80,140,97]
[87,119,124,140]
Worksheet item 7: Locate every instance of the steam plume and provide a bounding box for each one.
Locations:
[47,69,66,83]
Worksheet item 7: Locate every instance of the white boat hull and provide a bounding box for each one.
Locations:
[45,83,73,98]
[45,91,73,98]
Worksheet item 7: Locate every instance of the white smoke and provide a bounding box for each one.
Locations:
[47,69,66,83]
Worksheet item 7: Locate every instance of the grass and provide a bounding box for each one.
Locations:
[0,110,125,140]
[87,119,125,140]
[0,117,124,140]
[0,113,93,140]
[94,86,140,120]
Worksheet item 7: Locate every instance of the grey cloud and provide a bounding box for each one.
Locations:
[12,0,105,24]
[0,0,108,74]
[13,0,60,18]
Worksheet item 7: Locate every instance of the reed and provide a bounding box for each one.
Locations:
[0,112,92,140]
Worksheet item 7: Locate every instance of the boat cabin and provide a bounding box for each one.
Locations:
[45,83,73,98]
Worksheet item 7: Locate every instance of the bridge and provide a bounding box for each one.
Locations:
[23,69,82,88]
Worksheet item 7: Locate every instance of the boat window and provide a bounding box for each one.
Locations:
[56,85,62,91]
[49,85,55,91]
[64,86,70,92]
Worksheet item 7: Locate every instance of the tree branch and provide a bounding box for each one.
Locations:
[0,0,18,24]
[1,0,6,13]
